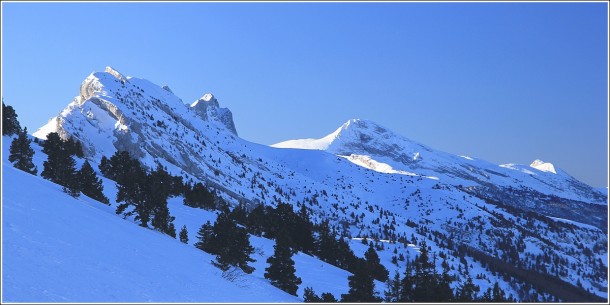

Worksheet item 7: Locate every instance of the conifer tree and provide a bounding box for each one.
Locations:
[179,225,189,244]
[341,258,381,302]
[264,232,302,296]
[41,132,79,197]
[2,101,21,135]
[197,212,255,274]
[194,221,214,252]
[364,243,389,282]
[320,293,338,302]
[148,164,175,235]
[456,276,480,302]
[412,241,438,301]
[183,182,215,210]
[399,258,415,302]
[303,287,322,302]
[491,282,507,302]
[385,270,402,302]
[78,160,109,204]
[9,127,37,175]
[435,257,454,301]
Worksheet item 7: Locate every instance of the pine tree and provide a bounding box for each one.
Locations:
[264,232,302,296]
[148,164,175,235]
[412,241,437,301]
[435,257,454,301]
[399,258,415,302]
[197,212,256,274]
[78,160,109,204]
[385,270,402,302]
[364,243,389,282]
[179,225,189,244]
[456,276,480,302]
[2,101,21,135]
[41,132,79,197]
[303,287,322,302]
[8,127,37,175]
[183,182,215,210]
[341,258,381,302]
[491,282,507,302]
[194,221,214,252]
[320,293,337,302]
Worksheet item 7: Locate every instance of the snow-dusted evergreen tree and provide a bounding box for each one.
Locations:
[78,160,109,204]
[2,100,21,136]
[264,232,302,296]
[179,225,189,244]
[9,127,37,175]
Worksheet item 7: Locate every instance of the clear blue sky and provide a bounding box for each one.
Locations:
[2,2,608,187]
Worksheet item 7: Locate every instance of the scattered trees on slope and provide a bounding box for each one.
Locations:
[9,127,37,175]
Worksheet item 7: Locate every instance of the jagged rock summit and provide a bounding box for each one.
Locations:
[190,93,238,135]
[34,67,238,175]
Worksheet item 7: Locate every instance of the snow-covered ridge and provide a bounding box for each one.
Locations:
[272,118,606,207]
[25,67,608,301]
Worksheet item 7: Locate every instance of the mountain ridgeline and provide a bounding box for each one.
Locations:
[32,67,607,301]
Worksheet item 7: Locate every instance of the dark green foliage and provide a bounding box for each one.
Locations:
[314,220,358,272]
[179,225,189,244]
[99,155,111,178]
[396,241,455,302]
[303,287,322,302]
[78,160,109,204]
[2,101,21,135]
[65,137,84,158]
[456,276,480,302]
[196,211,255,274]
[399,259,415,302]
[303,287,338,302]
[264,232,302,296]
[245,204,267,236]
[9,127,37,175]
[242,202,315,254]
[364,244,389,282]
[183,182,215,210]
[112,153,176,234]
[320,293,338,302]
[41,132,79,197]
[384,270,401,302]
[114,152,149,226]
[341,258,382,302]
[194,221,213,252]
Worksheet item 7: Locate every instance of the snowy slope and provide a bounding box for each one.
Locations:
[23,67,609,301]
[1,164,298,303]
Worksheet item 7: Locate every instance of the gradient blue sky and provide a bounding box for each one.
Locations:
[2,2,608,187]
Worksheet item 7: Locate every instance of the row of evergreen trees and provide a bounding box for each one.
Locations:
[100,150,178,237]
[4,102,108,204]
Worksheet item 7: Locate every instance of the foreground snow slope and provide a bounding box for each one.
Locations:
[1,164,297,303]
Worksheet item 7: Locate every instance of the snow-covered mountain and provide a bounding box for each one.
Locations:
[10,66,607,302]
[273,118,607,229]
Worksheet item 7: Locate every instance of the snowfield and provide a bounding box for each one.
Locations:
[2,164,298,303]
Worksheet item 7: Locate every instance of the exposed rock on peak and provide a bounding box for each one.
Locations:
[104,66,128,83]
[190,93,237,135]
